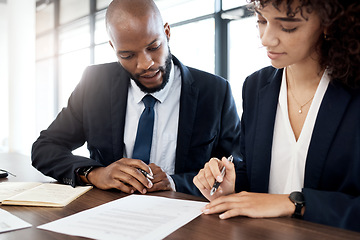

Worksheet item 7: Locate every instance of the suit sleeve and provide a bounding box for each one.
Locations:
[31,66,103,187]
[303,188,360,231]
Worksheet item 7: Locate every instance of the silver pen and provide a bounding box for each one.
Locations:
[138,168,154,180]
[210,155,233,196]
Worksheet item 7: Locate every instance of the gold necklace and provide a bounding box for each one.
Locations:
[288,88,314,114]
[287,68,315,114]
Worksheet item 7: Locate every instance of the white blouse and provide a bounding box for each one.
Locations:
[268,68,330,194]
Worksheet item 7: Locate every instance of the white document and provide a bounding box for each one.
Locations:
[0,208,32,233]
[38,195,207,240]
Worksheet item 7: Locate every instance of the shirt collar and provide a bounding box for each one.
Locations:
[130,60,175,104]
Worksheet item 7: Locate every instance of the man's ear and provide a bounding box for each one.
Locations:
[164,22,171,40]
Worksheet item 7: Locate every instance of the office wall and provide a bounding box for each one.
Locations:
[5,0,36,155]
[0,3,9,152]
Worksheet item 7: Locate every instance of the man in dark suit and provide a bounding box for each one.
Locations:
[31,0,241,196]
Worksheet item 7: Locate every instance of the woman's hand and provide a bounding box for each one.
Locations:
[202,191,295,219]
[193,156,236,201]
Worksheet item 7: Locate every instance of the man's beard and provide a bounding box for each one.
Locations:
[122,49,172,94]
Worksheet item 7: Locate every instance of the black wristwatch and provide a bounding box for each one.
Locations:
[289,191,305,219]
[78,166,95,180]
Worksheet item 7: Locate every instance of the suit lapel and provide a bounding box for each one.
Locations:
[250,69,282,193]
[304,82,351,188]
[111,65,130,162]
[173,56,199,173]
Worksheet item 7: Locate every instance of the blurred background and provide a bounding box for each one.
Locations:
[0,0,269,156]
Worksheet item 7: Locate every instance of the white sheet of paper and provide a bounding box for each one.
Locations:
[38,195,207,240]
[0,208,32,233]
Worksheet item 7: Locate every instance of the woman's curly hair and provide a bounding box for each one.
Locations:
[250,0,360,88]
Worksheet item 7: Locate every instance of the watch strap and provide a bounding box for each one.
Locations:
[78,166,95,185]
[292,203,303,219]
[83,166,94,180]
[289,191,305,219]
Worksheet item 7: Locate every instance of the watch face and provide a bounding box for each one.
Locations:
[290,191,305,204]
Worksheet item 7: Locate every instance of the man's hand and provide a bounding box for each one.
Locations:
[86,158,153,194]
[147,163,172,192]
[193,157,236,200]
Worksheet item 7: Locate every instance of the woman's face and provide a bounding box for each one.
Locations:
[256,2,323,69]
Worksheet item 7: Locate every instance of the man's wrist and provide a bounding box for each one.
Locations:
[77,166,96,185]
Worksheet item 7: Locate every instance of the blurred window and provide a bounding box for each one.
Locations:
[170,18,215,74]
[60,0,90,24]
[228,16,270,113]
[156,0,214,25]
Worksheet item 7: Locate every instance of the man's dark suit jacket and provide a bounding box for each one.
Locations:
[237,66,360,232]
[31,56,241,196]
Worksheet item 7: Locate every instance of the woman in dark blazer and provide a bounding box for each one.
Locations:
[194,0,360,232]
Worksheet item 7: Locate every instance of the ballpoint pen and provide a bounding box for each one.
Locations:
[0,169,16,178]
[138,168,154,180]
[210,155,233,196]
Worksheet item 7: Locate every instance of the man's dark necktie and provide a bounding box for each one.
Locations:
[132,95,157,164]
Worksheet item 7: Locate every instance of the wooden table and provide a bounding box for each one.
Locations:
[1,153,360,240]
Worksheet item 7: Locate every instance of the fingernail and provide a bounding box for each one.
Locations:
[148,180,153,188]
[142,189,147,194]
[219,214,225,219]
[216,176,223,182]
[202,208,210,214]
